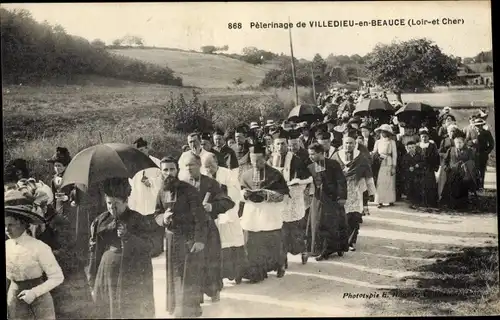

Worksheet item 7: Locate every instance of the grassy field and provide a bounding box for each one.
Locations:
[109,48,274,88]
[387,90,494,108]
[2,80,312,182]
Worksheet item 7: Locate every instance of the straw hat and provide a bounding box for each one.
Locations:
[473,118,487,126]
[249,122,260,130]
[374,124,394,135]
[264,120,276,127]
[5,190,46,225]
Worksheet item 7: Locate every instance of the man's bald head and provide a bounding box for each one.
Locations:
[201,152,218,177]
[182,152,202,178]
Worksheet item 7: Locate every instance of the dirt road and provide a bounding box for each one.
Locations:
[151,169,497,318]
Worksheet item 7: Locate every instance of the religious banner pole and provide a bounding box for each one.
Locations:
[288,17,299,106]
[310,63,316,103]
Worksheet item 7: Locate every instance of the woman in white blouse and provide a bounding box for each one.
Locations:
[5,190,64,320]
[372,124,398,207]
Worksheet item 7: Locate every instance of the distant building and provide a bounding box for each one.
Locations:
[456,63,494,86]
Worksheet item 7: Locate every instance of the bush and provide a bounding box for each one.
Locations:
[163,91,215,134]
[162,91,291,135]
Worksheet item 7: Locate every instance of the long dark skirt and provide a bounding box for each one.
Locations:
[405,174,422,205]
[202,219,223,298]
[307,197,349,256]
[242,229,286,283]
[421,169,439,208]
[166,231,204,317]
[440,170,471,210]
[93,249,123,319]
[347,212,363,246]
[221,246,246,281]
[52,268,94,319]
[7,278,55,320]
[282,218,307,255]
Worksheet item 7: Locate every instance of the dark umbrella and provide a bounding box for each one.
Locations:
[396,102,439,128]
[395,102,435,115]
[61,143,159,192]
[288,104,323,123]
[353,99,395,115]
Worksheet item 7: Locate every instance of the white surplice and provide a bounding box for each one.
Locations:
[202,166,245,248]
[128,161,163,215]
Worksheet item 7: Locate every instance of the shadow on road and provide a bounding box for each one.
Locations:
[367,246,499,316]
[438,189,498,215]
[397,246,499,301]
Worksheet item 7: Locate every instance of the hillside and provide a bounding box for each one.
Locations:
[109,48,274,88]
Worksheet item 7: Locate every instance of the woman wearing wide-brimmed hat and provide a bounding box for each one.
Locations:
[46,147,75,216]
[5,190,65,320]
[372,124,398,207]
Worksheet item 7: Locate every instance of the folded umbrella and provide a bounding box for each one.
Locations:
[61,143,159,192]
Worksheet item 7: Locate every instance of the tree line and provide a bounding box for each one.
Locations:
[1,8,183,86]
[258,38,474,102]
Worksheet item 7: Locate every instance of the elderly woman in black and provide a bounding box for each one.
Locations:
[86,177,155,319]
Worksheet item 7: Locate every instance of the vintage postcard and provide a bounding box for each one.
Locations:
[2,1,497,318]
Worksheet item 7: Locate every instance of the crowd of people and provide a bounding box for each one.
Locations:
[4,86,495,319]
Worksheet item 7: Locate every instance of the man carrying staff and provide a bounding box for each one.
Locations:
[154,157,208,318]
[179,152,235,303]
[268,129,312,266]
[306,143,349,260]
[212,128,239,170]
[239,143,290,283]
[332,130,375,251]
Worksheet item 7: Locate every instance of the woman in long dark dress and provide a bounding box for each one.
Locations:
[437,124,459,201]
[86,178,155,319]
[440,131,478,210]
[418,128,440,209]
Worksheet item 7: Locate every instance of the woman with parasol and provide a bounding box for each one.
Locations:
[6,190,65,320]
[87,177,155,319]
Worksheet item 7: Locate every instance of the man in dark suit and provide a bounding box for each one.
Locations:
[360,122,375,152]
[469,118,495,189]
[212,129,239,169]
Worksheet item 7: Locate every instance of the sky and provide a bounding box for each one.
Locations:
[2,1,492,60]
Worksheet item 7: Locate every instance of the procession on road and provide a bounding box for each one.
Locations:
[5,85,495,319]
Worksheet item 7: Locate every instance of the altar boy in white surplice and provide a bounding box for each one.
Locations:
[268,129,312,266]
[201,152,246,284]
[129,137,164,256]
